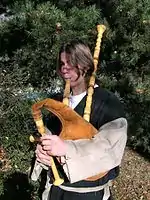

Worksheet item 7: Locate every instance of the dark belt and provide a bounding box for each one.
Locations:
[62,167,119,188]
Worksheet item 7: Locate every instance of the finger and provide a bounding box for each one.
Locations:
[42,139,52,146]
[36,151,50,161]
[41,135,58,142]
[42,145,52,151]
[47,150,53,156]
[36,146,47,155]
[36,157,51,166]
[41,135,53,140]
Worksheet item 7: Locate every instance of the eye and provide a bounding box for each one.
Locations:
[60,61,65,67]
[67,60,70,65]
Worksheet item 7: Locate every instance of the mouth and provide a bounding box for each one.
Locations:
[61,73,71,79]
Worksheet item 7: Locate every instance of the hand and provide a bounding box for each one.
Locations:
[35,143,51,166]
[40,135,66,157]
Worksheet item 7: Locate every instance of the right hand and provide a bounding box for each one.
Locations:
[35,143,51,166]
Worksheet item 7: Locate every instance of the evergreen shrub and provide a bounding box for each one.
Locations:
[0,3,102,198]
[0,1,150,198]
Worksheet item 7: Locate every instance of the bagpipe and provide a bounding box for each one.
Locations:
[29,24,106,186]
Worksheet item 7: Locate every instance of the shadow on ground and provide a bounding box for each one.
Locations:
[0,172,34,200]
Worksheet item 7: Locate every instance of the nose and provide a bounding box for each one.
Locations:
[61,67,68,74]
[61,64,71,73]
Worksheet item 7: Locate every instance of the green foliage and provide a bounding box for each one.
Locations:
[122,75,150,155]
[0,3,101,197]
[0,88,42,198]
[98,72,150,156]
[126,93,150,154]
[0,0,150,198]
[99,0,150,74]
[96,0,150,155]
[0,3,101,88]
[1,94,33,169]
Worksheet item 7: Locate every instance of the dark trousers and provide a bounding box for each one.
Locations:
[49,185,113,200]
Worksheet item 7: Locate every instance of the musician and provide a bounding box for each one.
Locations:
[31,40,127,200]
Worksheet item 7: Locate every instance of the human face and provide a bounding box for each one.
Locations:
[59,52,86,94]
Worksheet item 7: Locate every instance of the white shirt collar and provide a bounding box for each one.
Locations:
[69,84,99,109]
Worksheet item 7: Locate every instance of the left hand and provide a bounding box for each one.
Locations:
[40,135,67,157]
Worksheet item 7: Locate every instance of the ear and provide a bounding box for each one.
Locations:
[77,64,87,77]
[83,71,87,77]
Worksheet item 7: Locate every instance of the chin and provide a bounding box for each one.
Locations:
[70,83,76,88]
[70,81,78,88]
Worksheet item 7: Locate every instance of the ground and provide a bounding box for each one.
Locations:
[0,146,150,199]
[112,147,150,200]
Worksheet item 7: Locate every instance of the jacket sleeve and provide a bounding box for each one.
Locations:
[63,117,127,183]
[30,127,52,181]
